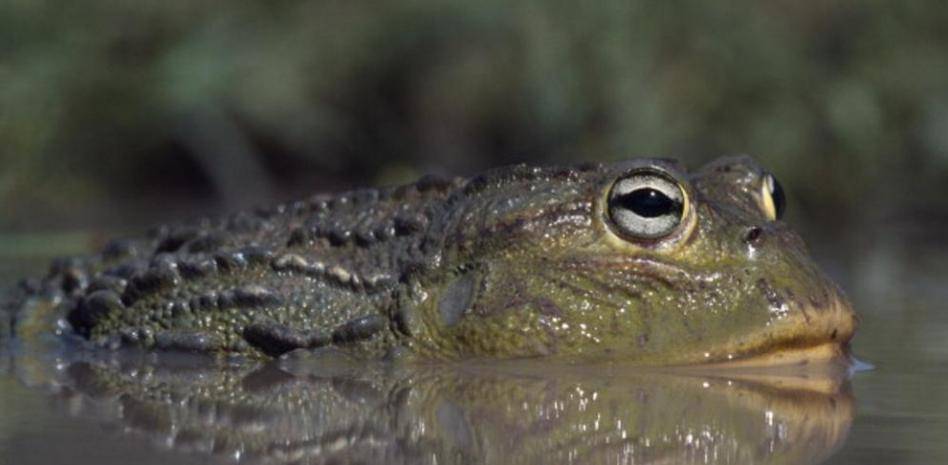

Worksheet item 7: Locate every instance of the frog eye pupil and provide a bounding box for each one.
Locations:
[770,176,787,219]
[616,189,681,218]
[608,171,687,240]
[767,175,787,220]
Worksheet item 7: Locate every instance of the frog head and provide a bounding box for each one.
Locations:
[411,156,856,365]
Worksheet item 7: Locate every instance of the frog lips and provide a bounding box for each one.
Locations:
[700,289,857,368]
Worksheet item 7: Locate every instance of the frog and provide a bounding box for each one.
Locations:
[0,156,857,365]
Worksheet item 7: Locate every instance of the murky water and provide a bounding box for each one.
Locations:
[1,234,946,465]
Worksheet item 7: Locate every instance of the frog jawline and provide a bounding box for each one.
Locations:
[685,293,856,369]
[698,341,852,369]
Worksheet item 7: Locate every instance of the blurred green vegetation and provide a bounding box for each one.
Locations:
[3,5,948,463]
[1,1,947,243]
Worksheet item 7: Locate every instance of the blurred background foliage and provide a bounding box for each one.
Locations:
[1,0,947,249]
[3,5,948,463]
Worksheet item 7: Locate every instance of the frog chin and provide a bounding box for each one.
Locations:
[687,292,857,368]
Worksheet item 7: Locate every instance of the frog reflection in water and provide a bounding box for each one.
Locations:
[4,156,856,365]
[6,352,853,465]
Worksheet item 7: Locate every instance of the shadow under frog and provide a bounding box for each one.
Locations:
[4,346,854,465]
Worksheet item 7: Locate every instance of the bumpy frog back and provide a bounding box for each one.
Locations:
[2,175,464,357]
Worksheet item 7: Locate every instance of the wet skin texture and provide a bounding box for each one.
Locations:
[1,156,857,364]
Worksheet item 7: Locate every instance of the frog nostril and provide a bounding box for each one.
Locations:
[743,226,763,245]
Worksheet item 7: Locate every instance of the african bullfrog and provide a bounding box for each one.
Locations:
[0,156,857,364]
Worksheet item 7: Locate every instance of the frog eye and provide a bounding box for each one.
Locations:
[608,171,686,240]
[760,173,786,221]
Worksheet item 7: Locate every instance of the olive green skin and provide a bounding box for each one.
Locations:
[2,156,856,363]
[404,157,855,363]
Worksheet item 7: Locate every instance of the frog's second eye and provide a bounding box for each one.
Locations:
[608,172,686,240]
[760,173,786,221]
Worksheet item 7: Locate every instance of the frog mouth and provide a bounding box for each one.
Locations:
[691,291,858,368]
[700,341,852,369]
